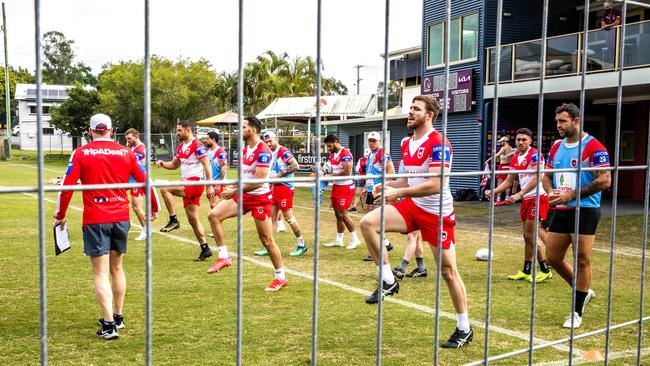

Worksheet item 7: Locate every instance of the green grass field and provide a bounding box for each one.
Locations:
[1,153,649,365]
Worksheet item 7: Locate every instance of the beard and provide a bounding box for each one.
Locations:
[407,117,425,130]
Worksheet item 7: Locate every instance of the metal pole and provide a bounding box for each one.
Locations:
[307,116,311,153]
[636,48,650,366]
[143,0,153,364]
[484,0,504,363]
[375,1,390,365]
[604,2,626,363]
[235,0,244,364]
[2,2,10,156]
[433,0,452,363]
[529,1,549,364]
[311,3,322,364]
[34,0,47,364]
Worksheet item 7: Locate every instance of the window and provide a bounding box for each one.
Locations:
[42,128,55,135]
[28,106,51,115]
[427,23,444,66]
[427,12,479,68]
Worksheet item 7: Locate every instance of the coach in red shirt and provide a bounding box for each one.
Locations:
[54,113,159,339]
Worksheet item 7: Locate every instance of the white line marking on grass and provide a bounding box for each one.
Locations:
[1,162,63,173]
[533,346,650,366]
[16,191,580,354]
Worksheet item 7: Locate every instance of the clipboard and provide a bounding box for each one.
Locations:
[54,225,71,255]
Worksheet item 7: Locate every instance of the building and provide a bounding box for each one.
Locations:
[14,84,75,151]
[330,0,650,200]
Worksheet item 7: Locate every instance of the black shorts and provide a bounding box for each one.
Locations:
[83,221,130,256]
[355,178,366,188]
[541,208,555,230]
[548,208,601,235]
[365,191,375,205]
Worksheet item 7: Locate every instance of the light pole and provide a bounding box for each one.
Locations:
[354,64,364,95]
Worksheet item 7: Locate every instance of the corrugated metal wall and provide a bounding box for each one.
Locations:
[422,0,484,194]
[335,119,409,163]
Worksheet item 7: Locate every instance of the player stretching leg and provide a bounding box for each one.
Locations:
[485,128,552,283]
[360,95,472,348]
[207,117,288,291]
[157,121,215,261]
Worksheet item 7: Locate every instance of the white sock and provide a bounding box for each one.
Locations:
[296,236,305,247]
[456,312,470,332]
[350,231,360,243]
[277,220,285,228]
[275,267,286,280]
[383,238,390,247]
[217,246,229,259]
[141,227,147,233]
[380,264,395,285]
[336,233,344,242]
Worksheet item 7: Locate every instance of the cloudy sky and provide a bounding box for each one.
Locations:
[6,0,422,94]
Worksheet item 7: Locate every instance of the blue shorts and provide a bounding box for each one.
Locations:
[83,221,130,256]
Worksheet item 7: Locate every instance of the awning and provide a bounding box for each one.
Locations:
[195,111,240,126]
[256,94,378,122]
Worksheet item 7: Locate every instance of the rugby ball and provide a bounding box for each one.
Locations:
[475,248,492,261]
[321,162,333,175]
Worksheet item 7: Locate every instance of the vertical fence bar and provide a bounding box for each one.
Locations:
[604,1,627,363]
[569,1,591,362]
[484,0,504,363]
[529,0,549,364]
[2,2,10,156]
[433,0,452,364]
[143,0,153,364]
[235,0,244,364]
[34,0,47,364]
[310,0,322,363]
[636,49,650,366]
[375,0,390,364]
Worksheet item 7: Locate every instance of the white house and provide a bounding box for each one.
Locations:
[14,83,74,151]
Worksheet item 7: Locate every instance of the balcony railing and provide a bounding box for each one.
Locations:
[485,19,650,84]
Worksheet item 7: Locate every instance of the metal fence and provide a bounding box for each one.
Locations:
[2,0,649,365]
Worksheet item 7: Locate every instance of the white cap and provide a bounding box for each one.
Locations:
[498,136,509,143]
[263,131,277,139]
[90,113,112,131]
[367,131,381,141]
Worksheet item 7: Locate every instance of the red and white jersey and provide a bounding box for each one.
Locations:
[510,147,546,199]
[329,147,353,186]
[54,139,160,225]
[400,129,453,216]
[175,138,208,180]
[242,140,272,195]
[131,142,146,168]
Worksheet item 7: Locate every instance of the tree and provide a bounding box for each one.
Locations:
[98,56,218,132]
[376,80,402,111]
[49,85,99,148]
[0,66,34,126]
[42,31,96,85]
[217,50,349,116]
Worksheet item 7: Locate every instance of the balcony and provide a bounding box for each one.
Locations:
[485,20,650,85]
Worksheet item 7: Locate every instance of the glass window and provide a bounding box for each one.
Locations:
[427,13,479,68]
[428,23,444,67]
[450,18,461,62]
[462,13,478,60]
